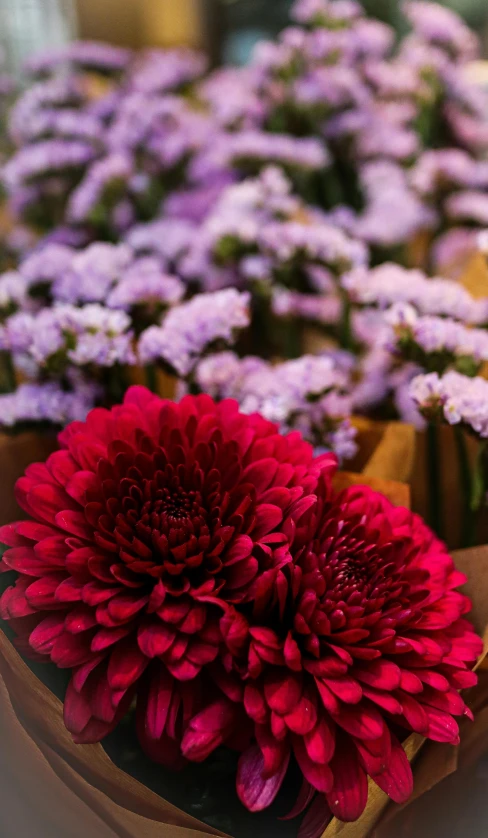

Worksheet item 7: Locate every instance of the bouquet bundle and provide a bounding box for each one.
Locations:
[0,2,487,837]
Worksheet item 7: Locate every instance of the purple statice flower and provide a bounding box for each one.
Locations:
[67,152,133,225]
[352,19,395,58]
[128,48,207,94]
[385,303,488,371]
[199,67,265,129]
[6,303,135,370]
[2,139,97,191]
[66,41,132,73]
[65,305,136,367]
[444,104,488,156]
[195,352,267,401]
[16,108,103,145]
[53,242,133,304]
[292,65,369,111]
[410,370,488,438]
[351,306,390,349]
[410,149,488,197]
[0,271,28,320]
[164,172,236,224]
[272,288,341,325]
[0,380,99,428]
[191,131,329,182]
[25,41,131,77]
[351,110,420,162]
[403,1,478,61]
[0,311,37,353]
[39,226,93,249]
[292,0,362,26]
[392,363,426,429]
[179,168,301,285]
[398,35,450,76]
[343,263,488,325]
[106,257,185,311]
[24,48,70,78]
[20,243,75,295]
[107,93,212,173]
[3,226,38,262]
[257,219,368,275]
[446,191,488,226]
[181,168,366,291]
[138,289,250,376]
[356,161,435,247]
[363,59,422,98]
[9,77,83,144]
[145,108,213,172]
[351,346,392,412]
[196,350,357,461]
[124,218,196,266]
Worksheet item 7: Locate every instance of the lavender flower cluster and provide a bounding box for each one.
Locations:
[196,351,358,461]
[2,43,210,236]
[0,0,487,483]
[385,302,488,374]
[410,371,488,439]
[138,289,251,377]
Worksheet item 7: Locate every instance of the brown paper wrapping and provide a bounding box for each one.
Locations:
[0,630,226,838]
[75,0,205,49]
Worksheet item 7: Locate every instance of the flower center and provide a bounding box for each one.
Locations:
[141,485,204,529]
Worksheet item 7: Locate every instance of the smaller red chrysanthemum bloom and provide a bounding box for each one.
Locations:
[0,387,335,759]
[184,477,483,824]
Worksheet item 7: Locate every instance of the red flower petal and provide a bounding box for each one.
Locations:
[107,641,148,690]
[371,737,413,804]
[327,740,368,821]
[237,744,290,812]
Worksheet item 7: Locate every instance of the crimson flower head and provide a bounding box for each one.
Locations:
[198,479,482,825]
[0,387,334,758]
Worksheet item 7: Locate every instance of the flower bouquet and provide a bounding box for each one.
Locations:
[0,1,488,836]
[0,386,487,838]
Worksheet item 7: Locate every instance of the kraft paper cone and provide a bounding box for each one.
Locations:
[126,365,178,399]
[459,252,488,300]
[348,419,416,487]
[0,630,227,838]
[0,432,58,526]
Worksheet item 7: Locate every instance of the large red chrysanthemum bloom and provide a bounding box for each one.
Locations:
[0,387,335,758]
[184,479,483,824]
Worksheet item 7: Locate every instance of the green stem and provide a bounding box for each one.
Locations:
[427,423,444,540]
[284,317,303,360]
[454,425,475,548]
[186,374,200,396]
[144,364,157,394]
[339,294,353,351]
[0,350,15,394]
[472,442,487,514]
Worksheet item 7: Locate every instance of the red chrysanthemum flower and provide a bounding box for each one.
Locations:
[0,387,335,758]
[189,478,483,825]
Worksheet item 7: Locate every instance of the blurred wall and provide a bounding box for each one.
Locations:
[76,0,205,48]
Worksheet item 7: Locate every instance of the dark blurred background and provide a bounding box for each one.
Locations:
[216,0,488,64]
[0,0,487,73]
